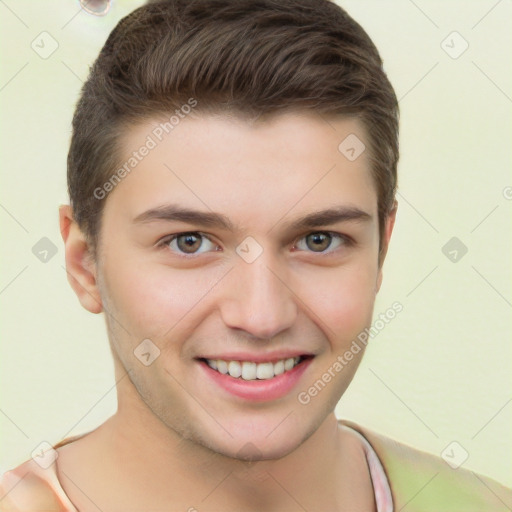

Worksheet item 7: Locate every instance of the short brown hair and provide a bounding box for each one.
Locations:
[67,0,399,261]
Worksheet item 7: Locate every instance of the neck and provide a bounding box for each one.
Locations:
[88,364,375,511]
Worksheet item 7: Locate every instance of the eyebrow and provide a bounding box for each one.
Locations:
[133,204,372,232]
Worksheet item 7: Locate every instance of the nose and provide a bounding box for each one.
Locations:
[218,254,298,340]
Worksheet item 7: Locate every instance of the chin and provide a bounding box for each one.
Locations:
[191,411,319,462]
[211,432,304,462]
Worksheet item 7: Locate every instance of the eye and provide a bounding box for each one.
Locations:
[158,232,220,256]
[294,231,350,254]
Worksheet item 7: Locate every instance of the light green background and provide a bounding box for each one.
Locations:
[1,0,511,491]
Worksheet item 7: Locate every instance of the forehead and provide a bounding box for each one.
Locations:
[103,111,377,230]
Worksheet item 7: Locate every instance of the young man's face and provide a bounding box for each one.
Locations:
[67,112,395,460]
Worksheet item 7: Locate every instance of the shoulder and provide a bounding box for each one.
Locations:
[339,419,512,512]
[0,440,82,512]
[0,460,65,512]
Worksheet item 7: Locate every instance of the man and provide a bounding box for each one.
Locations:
[1,0,510,510]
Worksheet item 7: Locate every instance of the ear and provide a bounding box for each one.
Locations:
[59,204,103,314]
[376,201,397,293]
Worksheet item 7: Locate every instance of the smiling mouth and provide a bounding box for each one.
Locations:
[198,356,313,381]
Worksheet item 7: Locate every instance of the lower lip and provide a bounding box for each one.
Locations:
[198,358,313,402]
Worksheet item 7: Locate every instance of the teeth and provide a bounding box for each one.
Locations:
[205,356,303,380]
[256,362,274,380]
[228,360,242,378]
[241,362,256,380]
[273,360,285,376]
[284,357,295,371]
[217,360,228,374]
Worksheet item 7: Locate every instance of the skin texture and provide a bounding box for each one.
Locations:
[58,111,396,511]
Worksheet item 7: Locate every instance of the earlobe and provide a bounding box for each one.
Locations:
[59,205,103,314]
[376,201,398,293]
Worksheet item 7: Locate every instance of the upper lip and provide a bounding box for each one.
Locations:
[196,351,315,363]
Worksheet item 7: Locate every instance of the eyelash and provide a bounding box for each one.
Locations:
[156,231,354,257]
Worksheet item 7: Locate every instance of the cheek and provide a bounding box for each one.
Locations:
[101,257,219,339]
[294,260,377,338]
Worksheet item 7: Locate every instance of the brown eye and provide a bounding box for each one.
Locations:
[176,233,202,253]
[160,232,218,256]
[305,232,332,252]
[294,232,348,254]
